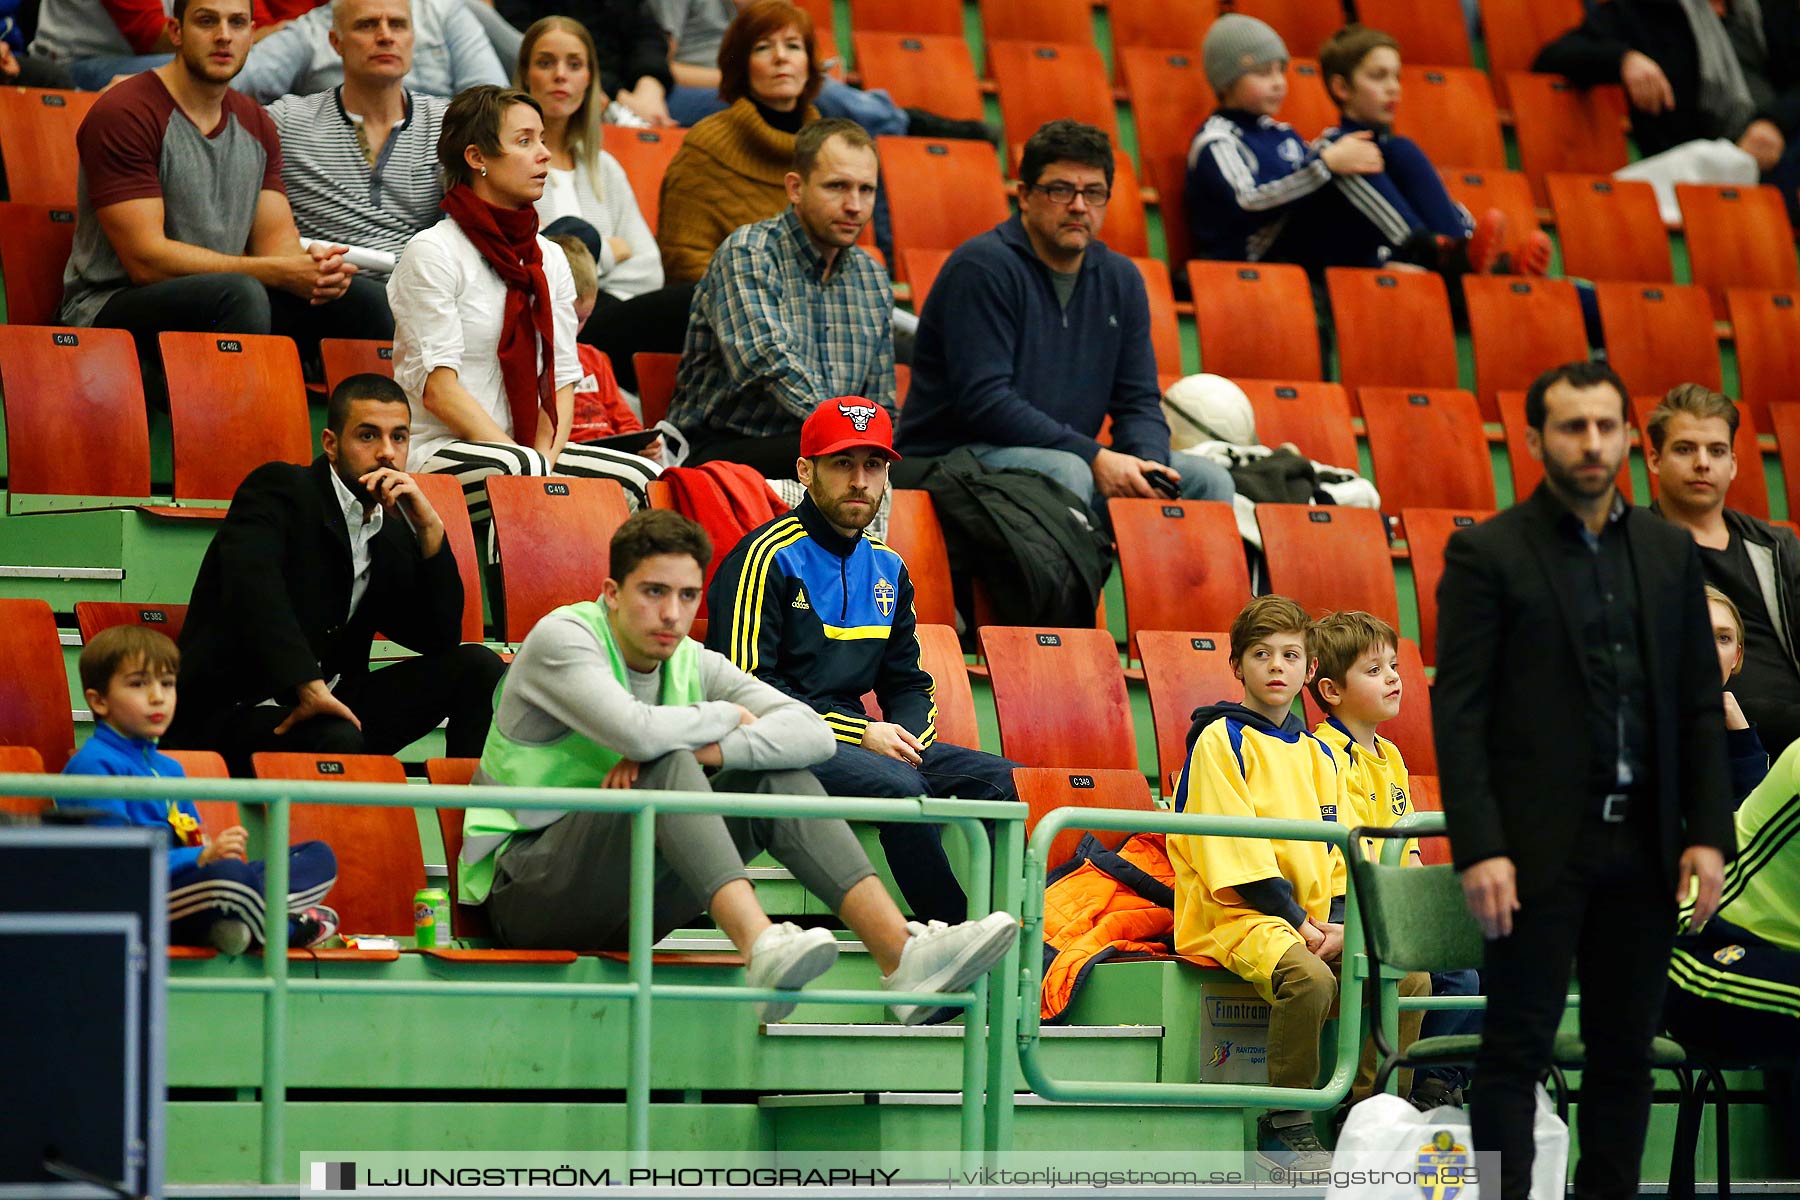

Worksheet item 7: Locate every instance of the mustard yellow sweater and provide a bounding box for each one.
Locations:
[657,98,821,285]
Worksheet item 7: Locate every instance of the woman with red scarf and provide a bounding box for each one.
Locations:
[388,84,661,521]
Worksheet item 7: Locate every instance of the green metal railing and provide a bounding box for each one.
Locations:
[1017,807,1370,1109]
[2,772,1027,1182]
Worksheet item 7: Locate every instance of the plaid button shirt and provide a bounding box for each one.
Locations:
[669,209,896,439]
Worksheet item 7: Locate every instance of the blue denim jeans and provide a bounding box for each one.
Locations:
[65,52,172,91]
[965,443,1237,517]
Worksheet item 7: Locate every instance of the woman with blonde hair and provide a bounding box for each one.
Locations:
[516,16,692,393]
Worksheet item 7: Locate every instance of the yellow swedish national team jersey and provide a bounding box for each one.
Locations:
[1168,716,1343,1001]
[1313,718,1419,873]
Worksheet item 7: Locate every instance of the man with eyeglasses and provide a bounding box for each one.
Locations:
[894,118,1234,514]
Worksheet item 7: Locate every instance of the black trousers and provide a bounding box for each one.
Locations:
[577,284,696,394]
[683,430,804,477]
[92,272,394,368]
[1472,808,1675,1200]
[184,645,506,777]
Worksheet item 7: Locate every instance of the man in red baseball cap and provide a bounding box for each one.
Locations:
[706,396,1021,937]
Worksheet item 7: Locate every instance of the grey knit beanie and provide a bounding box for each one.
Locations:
[1202,13,1290,95]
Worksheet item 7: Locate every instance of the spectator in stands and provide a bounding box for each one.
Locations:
[461,508,1020,1022]
[267,0,446,284]
[1534,0,1800,214]
[706,402,1019,926]
[3,11,73,86]
[518,16,693,393]
[895,120,1235,517]
[1169,595,1424,1173]
[67,625,342,953]
[667,117,892,473]
[1311,24,1549,274]
[60,0,390,368]
[549,233,663,460]
[496,0,674,125]
[28,0,320,91]
[1307,610,1469,1112]
[1435,360,1730,1200]
[1705,584,1771,800]
[162,373,506,777]
[388,85,662,518]
[1647,384,1800,757]
[232,0,505,103]
[654,0,821,286]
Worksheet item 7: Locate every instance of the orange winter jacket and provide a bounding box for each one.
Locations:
[1040,832,1176,1021]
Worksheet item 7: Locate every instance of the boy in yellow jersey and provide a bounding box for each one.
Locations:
[1308,610,1465,1110]
[1168,595,1350,1173]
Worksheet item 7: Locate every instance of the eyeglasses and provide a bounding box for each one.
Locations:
[1029,182,1111,207]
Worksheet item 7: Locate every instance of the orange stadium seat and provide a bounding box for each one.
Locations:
[980,0,1092,46]
[1545,174,1671,284]
[849,0,963,36]
[1400,508,1494,668]
[1300,635,1438,774]
[1102,152,1150,259]
[1482,0,1585,103]
[487,476,631,643]
[601,126,685,233]
[987,41,1118,155]
[876,137,1010,279]
[74,602,188,645]
[1277,59,1338,141]
[1229,0,1346,59]
[851,34,985,122]
[1407,774,1451,864]
[0,87,98,207]
[1109,0,1217,57]
[0,203,76,325]
[1595,282,1722,396]
[1132,257,1183,377]
[1393,67,1505,168]
[1118,46,1214,271]
[980,626,1136,770]
[409,472,486,643]
[1239,379,1360,470]
[0,325,152,507]
[1111,499,1250,657]
[1440,168,1541,262]
[1632,394,1768,520]
[901,247,951,309]
[862,622,980,750]
[0,598,76,772]
[1137,630,1237,793]
[1325,268,1459,401]
[1015,767,1157,870]
[1357,0,1473,66]
[1189,261,1322,380]
[1505,73,1630,203]
[1728,288,1800,432]
[170,750,236,844]
[1676,183,1799,318]
[1463,275,1590,421]
[1498,389,1632,504]
[882,489,957,627]
[1257,505,1400,627]
[1766,404,1800,502]
[251,752,422,940]
[1361,388,1497,511]
[160,332,312,503]
[0,745,47,817]
[634,351,680,426]
[318,339,395,393]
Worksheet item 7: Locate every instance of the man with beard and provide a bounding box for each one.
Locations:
[60,0,389,366]
[706,401,1020,927]
[163,374,505,775]
[1433,360,1732,1200]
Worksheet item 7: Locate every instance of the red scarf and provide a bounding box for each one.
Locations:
[441,183,557,445]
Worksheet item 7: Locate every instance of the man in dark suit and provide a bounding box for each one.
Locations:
[165,373,505,775]
[1434,360,1732,1200]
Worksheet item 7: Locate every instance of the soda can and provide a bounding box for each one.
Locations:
[413,887,452,948]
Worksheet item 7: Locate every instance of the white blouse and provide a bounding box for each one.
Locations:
[388,216,583,466]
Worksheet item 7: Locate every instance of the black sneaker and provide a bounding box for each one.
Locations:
[1256,1110,1332,1176]
[903,107,1000,144]
[1409,1077,1466,1111]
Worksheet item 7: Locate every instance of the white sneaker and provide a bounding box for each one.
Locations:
[882,912,1019,1026]
[746,922,840,1023]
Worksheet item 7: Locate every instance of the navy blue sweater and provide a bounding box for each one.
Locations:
[893,214,1172,465]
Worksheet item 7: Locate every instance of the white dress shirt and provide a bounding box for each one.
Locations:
[328,465,384,622]
[388,216,584,466]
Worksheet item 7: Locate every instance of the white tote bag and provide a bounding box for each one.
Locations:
[1326,1087,1568,1200]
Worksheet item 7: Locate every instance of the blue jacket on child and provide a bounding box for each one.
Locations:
[1185,108,1332,262]
[63,722,201,875]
